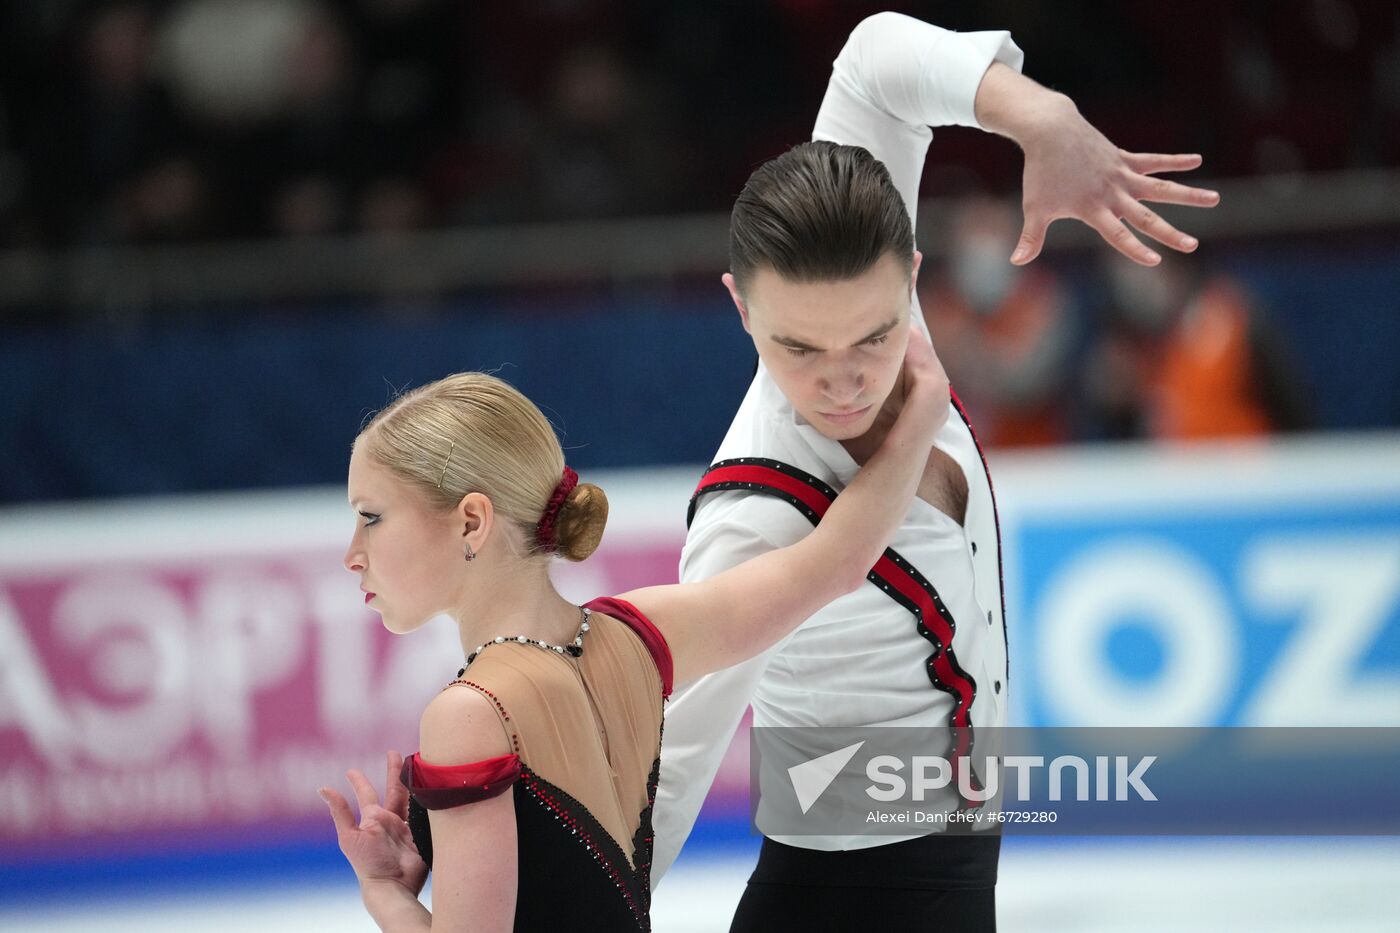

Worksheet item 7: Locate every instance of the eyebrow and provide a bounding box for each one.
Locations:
[769,317,902,352]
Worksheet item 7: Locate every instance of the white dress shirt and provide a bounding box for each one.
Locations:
[650,13,1024,883]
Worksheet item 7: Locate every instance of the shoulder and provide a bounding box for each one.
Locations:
[586,596,675,699]
[419,681,514,766]
[686,488,817,555]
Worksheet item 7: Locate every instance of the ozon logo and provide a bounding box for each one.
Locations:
[1034,534,1400,727]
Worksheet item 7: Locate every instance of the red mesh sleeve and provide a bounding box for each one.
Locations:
[400,751,522,810]
[585,595,674,698]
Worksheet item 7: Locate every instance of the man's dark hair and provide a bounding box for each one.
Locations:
[728,140,914,294]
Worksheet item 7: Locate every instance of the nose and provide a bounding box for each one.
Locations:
[819,363,864,406]
[343,530,365,574]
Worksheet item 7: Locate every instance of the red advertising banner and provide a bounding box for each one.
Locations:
[0,473,757,860]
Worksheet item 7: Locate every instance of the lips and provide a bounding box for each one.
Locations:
[819,404,872,424]
[364,592,376,603]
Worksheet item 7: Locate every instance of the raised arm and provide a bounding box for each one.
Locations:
[619,328,947,689]
[816,11,1219,268]
[813,12,1023,232]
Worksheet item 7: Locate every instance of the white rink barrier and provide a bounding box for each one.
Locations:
[1,435,1398,859]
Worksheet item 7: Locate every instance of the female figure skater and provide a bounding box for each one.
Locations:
[318,329,946,931]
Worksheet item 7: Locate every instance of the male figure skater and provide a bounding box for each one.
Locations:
[652,12,1219,930]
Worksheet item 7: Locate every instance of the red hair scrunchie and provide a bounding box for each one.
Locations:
[535,466,578,552]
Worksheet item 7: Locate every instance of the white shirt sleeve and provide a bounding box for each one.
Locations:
[812,12,1025,230]
[649,493,810,885]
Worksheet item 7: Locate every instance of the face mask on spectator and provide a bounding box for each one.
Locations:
[951,237,1016,315]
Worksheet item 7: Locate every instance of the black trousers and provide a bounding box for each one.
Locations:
[729,833,999,933]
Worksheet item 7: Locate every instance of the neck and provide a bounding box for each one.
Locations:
[449,553,582,660]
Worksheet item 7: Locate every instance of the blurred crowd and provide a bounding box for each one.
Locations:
[6,0,1392,452]
[0,0,1397,249]
[923,197,1313,445]
[0,0,822,247]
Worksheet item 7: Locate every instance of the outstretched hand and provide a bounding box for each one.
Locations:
[974,57,1226,268]
[319,750,428,897]
[1010,98,1220,267]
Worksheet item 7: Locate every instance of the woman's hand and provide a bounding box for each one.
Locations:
[896,325,952,444]
[320,750,429,897]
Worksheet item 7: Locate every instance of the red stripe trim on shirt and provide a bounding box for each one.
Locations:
[687,459,981,734]
[696,465,834,519]
[872,554,973,728]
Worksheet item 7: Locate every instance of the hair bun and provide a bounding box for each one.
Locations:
[554,483,608,561]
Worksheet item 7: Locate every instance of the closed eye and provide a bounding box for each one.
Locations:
[780,333,888,357]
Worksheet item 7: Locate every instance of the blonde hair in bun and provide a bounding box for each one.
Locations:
[358,371,608,561]
[553,483,609,561]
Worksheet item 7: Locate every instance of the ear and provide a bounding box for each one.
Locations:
[722,272,751,334]
[909,250,924,294]
[455,492,494,554]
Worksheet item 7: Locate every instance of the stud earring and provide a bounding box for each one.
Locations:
[464,544,476,562]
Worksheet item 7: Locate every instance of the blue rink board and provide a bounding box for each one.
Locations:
[1009,499,1400,728]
